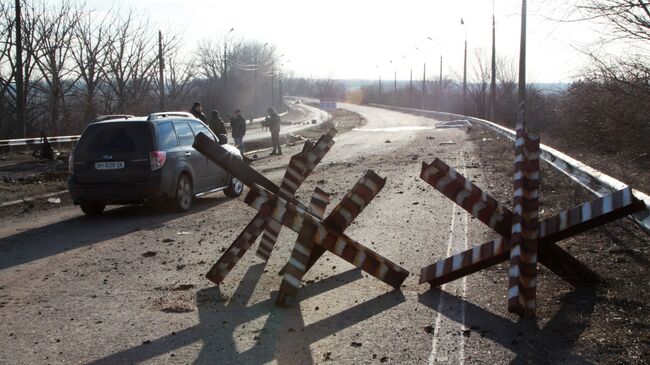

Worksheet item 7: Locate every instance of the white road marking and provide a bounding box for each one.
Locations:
[429,157,468,365]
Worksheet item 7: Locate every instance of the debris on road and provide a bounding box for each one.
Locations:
[439,141,456,145]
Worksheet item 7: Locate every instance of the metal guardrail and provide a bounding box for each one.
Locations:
[0,110,291,149]
[369,103,650,233]
[0,135,80,147]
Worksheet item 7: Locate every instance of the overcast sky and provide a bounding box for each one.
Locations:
[87,0,616,83]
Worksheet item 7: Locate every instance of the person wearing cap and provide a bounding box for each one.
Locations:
[189,102,207,123]
[230,109,247,153]
[265,107,282,155]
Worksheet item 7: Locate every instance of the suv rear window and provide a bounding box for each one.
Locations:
[77,122,153,153]
[156,122,178,149]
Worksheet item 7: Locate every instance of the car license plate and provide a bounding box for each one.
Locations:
[94,161,125,170]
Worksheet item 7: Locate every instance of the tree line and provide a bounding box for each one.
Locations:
[0,0,285,139]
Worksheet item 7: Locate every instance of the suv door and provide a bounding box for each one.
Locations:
[189,120,229,188]
[173,120,207,192]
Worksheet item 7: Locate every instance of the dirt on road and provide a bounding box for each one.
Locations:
[0,104,647,364]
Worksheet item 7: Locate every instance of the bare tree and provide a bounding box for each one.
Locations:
[31,0,82,133]
[468,48,490,119]
[101,10,158,114]
[70,8,112,123]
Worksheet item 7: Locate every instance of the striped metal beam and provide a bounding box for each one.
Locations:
[421,158,598,285]
[301,170,387,275]
[245,181,409,289]
[256,128,337,261]
[420,187,644,287]
[508,131,540,318]
[205,211,270,285]
[420,158,509,235]
[276,187,331,306]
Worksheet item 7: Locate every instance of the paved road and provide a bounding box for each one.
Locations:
[0,104,566,364]
[242,103,328,143]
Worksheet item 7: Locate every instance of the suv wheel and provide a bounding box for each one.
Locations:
[80,201,105,215]
[173,173,193,211]
[224,177,244,197]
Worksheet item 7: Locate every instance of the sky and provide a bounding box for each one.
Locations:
[85,0,620,83]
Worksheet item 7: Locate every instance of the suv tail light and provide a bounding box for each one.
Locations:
[68,154,74,173]
[149,151,167,170]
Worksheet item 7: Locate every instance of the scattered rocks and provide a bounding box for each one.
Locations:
[350,341,362,347]
[171,284,194,291]
[141,251,157,257]
[385,140,392,143]
[424,325,434,334]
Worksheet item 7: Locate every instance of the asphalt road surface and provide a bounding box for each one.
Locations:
[0,104,574,364]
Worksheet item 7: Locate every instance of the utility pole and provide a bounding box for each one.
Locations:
[409,67,413,108]
[517,0,527,130]
[158,30,165,111]
[271,66,275,109]
[278,73,283,107]
[224,28,234,109]
[490,3,497,122]
[462,18,468,116]
[422,62,426,109]
[15,0,25,138]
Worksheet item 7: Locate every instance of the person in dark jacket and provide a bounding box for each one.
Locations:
[209,110,228,144]
[266,108,282,155]
[230,109,247,153]
[189,102,207,123]
[209,110,227,135]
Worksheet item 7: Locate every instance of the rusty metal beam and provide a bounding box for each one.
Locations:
[276,187,331,306]
[245,181,409,289]
[257,129,336,260]
[420,187,643,287]
[508,131,540,318]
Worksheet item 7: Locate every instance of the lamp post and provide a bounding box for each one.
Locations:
[461,18,468,115]
[517,0,527,130]
[490,1,497,122]
[254,42,268,117]
[415,46,426,109]
[427,36,443,109]
[403,55,412,108]
[376,65,382,101]
[223,27,234,108]
[389,60,397,106]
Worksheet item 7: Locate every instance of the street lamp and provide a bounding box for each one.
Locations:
[254,42,268,117]
[390,60,396,94]
[375,64,382,101]
[461,18,468,115]
[414,46,426,109]
[223,27,235,107]
[427,36,443,89]
[403,55,412,107]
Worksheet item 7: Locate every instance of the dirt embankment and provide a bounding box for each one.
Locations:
[470,126,649,364]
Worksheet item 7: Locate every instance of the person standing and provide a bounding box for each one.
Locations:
[209,110,228,144]
[230,109,247,153]
[189,102,207,123]
[266,107,282,155]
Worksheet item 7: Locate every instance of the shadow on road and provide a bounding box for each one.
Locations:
[418,285,597,364]
[0,195,233,271]
[88,265,405,365]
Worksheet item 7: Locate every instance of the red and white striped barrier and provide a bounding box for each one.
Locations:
[276,187,331,306]
[256,129,336,260]
[508,131,540,318]
[245,181,410,290]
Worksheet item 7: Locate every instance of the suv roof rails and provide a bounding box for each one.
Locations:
[147,112,197,121]
[92,114,135,123]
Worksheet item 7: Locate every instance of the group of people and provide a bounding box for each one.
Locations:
[189,102,282,156]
